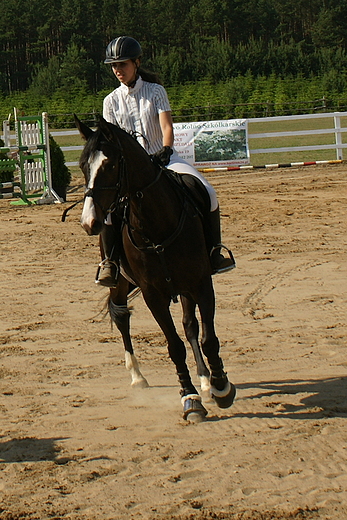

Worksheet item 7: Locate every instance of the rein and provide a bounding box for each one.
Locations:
[61,185,120,222]
[61,198,83,222]
[64,125,186,303]
[134,167,162,199]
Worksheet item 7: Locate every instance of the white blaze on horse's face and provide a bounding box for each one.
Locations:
[80,150,107,235]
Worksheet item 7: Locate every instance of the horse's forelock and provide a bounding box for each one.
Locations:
[81,128,97,158]
[81,127,108,159]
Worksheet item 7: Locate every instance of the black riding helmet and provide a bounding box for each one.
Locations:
[104,36,142,63]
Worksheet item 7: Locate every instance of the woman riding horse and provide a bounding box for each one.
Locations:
[76,114,236,421]
[97,35,235,287]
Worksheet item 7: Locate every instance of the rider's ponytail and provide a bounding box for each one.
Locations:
[137,67,163,85]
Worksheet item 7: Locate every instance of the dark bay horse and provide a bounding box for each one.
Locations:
[75,115,235,422]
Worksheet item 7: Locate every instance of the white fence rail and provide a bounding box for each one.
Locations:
[247,112,347,160]
[4,111,347,167]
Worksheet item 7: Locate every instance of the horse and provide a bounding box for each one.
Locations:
[75,115,236,422]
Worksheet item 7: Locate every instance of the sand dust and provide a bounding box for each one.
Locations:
[0,164,346,519]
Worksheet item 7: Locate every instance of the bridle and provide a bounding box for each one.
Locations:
[62,126,190,303]
[61,142,126,222]
[62,128,161,222]
[85,150,166,221]
[83,154,126,219]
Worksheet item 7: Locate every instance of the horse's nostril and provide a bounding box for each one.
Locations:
[81,219,103,236]
[81,221,93,236]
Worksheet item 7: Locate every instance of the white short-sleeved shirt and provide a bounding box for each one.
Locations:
[103,76,218,210]
[103,76,171,155]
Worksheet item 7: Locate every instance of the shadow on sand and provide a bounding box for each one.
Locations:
[0,437,68,464]
[208,375,347,421]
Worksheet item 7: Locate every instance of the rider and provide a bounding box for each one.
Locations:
[97,36,235,287]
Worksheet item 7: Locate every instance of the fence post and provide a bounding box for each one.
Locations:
[2,117,11,146]
[334,114,343,160]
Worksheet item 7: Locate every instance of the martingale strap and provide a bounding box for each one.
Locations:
[127,197,189,253]
[125,198,190,304]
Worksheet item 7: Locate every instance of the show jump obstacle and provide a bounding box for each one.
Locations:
[0,110,62,204]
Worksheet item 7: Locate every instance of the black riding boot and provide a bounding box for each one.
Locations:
[96,224,120,287]
[207,207,236,274]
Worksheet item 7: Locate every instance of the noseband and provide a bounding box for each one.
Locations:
[84,182,121,218]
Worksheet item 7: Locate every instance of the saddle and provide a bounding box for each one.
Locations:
[162,168,211,219]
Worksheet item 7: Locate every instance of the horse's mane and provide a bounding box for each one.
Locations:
[80,120,152,169]
[109,123,151,160]
[79,122,143,175]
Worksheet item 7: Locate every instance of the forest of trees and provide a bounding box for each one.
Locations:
[1,0,347,120]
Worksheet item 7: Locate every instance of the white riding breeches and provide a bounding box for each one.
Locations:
[168,150,218,212]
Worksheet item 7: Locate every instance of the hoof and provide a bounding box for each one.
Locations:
[131,377,149,389]
[211,381,236,409]
[182,394,208,422]
[186,412,206,424]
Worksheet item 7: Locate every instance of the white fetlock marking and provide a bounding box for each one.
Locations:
[181,394,202,405]
[200,375,211,394]
[125,352,148,386]
[211,380,231,398]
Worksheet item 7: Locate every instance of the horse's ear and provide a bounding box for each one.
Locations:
[74,114,94,141]
[98,116,116,143]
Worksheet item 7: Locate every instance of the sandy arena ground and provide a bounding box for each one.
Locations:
[0,163,346,520]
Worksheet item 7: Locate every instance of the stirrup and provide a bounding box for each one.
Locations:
[211,244,236,274]
[95,258,119,287]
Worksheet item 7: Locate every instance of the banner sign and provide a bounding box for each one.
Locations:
[173,119,249,168]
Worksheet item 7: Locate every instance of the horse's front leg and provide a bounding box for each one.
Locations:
[143,289,207,422]
[198,279,236,409]
[109,276,149,388]
[180,295,211,397]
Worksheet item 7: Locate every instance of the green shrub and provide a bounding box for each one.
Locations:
[49,135,71,188]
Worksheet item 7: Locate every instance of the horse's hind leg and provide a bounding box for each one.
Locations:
[181,295,210,397]
[198,279,236,409]
[109,277,149,388]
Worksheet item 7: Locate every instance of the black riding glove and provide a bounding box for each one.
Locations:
[151,146,173,167]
